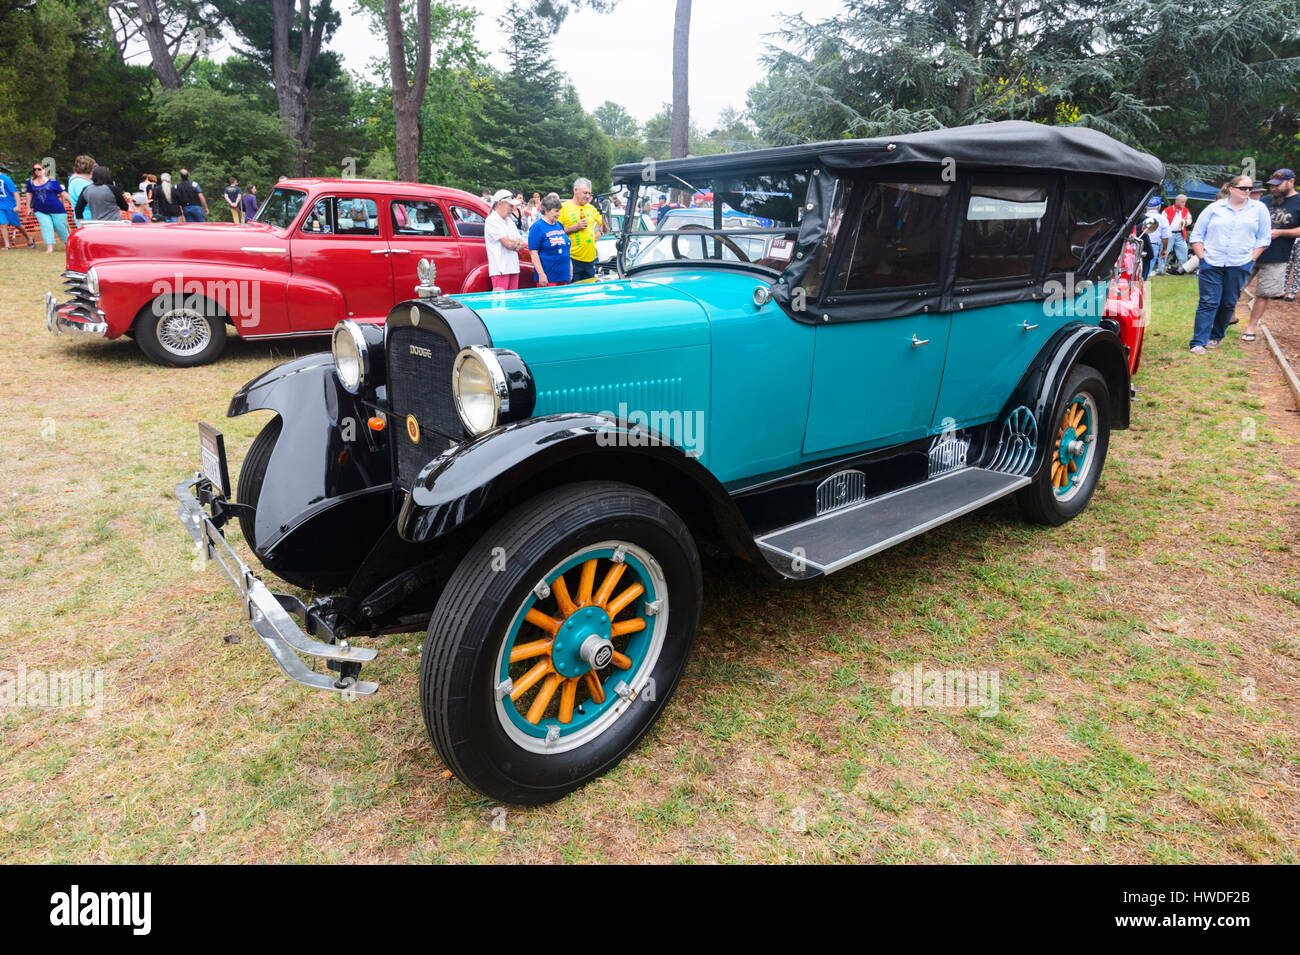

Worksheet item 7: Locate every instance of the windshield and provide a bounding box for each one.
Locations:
[622,169,809,274]
[254,187,307,231]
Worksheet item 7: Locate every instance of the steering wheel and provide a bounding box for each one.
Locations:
[671,223,752,263]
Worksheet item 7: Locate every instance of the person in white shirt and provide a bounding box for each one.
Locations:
[484,189,528,290]
[1164,194,1193,270]
[1145,197,1171,274]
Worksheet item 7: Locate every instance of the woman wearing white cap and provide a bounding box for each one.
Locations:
[484,188,528,291]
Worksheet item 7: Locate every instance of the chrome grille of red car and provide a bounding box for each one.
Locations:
[387,325,463,486]
[60,270,101,316]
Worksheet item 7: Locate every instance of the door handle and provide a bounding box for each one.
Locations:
[388,248,411,254]
[1022,320,1039,331]
[370,249,390,255]
[240,246,287,254]
[911,334,930,348]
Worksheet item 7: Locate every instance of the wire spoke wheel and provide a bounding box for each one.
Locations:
[156,307,213,356]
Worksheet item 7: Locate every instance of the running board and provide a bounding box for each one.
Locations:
[756,467,1031,578]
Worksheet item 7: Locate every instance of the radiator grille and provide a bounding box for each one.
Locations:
[387,326,462,486]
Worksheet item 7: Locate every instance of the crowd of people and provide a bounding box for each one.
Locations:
[0,157,265,252]
[1140,168,1300,354]
[480,177,610,290]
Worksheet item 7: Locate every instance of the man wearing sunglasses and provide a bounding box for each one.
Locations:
[1187,176,1271,354]
[1240,169,1300,342]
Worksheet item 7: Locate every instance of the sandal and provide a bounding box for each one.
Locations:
[1240,332,1257,342]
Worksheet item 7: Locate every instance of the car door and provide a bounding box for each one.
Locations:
[802,178,953,456]
[387,197,462,301]
[932,175,1062,428]
[447,203,489,291]
[287,195,391,331]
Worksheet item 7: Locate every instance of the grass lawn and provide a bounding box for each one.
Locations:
[1,248,1297,863]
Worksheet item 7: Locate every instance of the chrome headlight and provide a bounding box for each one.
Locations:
[452,346,535,435]
[85,267,100,297]
[331,320,369,394]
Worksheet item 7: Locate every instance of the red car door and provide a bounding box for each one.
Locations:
[387,197,466,300]
[447,202,490,292]
[287,195,392,331]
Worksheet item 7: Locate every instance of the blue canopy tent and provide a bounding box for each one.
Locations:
[1162,178,1218,202]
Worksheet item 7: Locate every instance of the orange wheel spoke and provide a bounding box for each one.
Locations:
[509,638,553,663]
[583,671,606,704]
[526,673,562,724]
[607,583,645,618]
[525,608,561,635]
[558,678,578,723]
[552,574,577,617]
[511,660,552,701]
[610,650,633,670]
[1075,423,1087,436]
[593,563,627,608]
[611,618,645,637]
[577,559,597,606]
[1068,459,1077,473]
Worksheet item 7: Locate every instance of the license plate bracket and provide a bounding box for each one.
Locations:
[198,422,231,498]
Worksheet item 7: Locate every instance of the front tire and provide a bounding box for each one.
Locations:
[135,295,227,367]
[1016,364,1111,526]
[235,416,281,552]
[421,481,702,805]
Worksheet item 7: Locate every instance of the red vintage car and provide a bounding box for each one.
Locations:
[44,179,535,366]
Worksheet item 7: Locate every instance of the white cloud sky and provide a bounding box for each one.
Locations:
[334,0,846,129]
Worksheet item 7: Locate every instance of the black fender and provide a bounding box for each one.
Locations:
[395,412,768,569]
[1001,322,1131,479]
[228,353,395,589]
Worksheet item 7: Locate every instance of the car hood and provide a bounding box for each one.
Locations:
[67,220,287,272]
[455,277,710,364]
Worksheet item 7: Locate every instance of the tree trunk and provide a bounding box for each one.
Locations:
[138,0,182,89]
[385,0,432,182]
[271,0,327,176]
[670,0,691,159]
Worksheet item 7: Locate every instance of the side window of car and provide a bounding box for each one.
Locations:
[450,205,485,238]
[303,198,334,234]
[834,181,952,291]
[336,197,379,235]
[1049,177,1121,272]
[392,199,450,236]
[301,197,379,236]
[958,180,1051,282]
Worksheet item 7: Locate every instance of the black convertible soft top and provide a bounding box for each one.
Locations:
[611,120,1164,184]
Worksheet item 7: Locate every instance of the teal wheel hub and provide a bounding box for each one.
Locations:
[552,607,612,677]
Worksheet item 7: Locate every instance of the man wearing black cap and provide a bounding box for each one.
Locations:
[1242,168,1300,342]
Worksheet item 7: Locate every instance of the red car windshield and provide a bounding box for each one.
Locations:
[254,187,308,231]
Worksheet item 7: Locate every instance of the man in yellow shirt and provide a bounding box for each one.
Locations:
[559,177,602,281]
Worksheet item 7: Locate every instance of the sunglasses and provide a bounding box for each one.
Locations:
[1230,184,1252,191]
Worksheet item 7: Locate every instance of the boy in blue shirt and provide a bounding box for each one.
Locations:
[0,167,34,249]
[527,194,571,285]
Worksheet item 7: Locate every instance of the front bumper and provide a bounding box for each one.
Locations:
[46,270,108,336]
[175,474,379,695]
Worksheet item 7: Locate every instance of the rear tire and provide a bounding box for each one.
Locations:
[1016,364,1111,526]
[421,481,702,805]
[135,295,227,367]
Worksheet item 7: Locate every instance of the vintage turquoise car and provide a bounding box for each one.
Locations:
[176,121,1160,804]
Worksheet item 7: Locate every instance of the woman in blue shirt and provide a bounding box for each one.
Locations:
[527,195,572,286]
[26,162,72,253]
[1187,175,1271,353]
[66,154,95,226]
